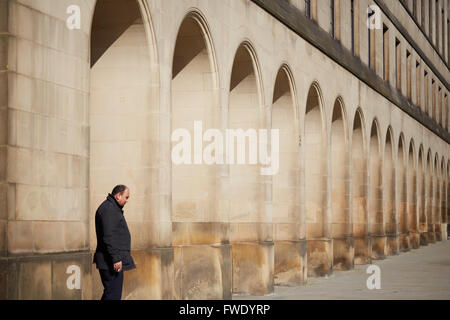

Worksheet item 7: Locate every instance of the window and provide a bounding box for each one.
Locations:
[445,93,448,130]
[413,0,418,20]
[311,0,317,21]
[435,0,439,47]
[383,24,389,81]
[351,0,355,54]
[424,71,429,114]
[416,61,421,109]
[305,0,311,18]
[441,9,444,54]
[396,38,401,91]
[304,0,317,21]
[421,0,426,28]
[331,0,335,38]
[429,0,433,40]
[438,86,442,124]
[434,0,439,47]
[432,79,436,119]
[368,7,376,70]
[407,50,411,99]
[331,0,342,40]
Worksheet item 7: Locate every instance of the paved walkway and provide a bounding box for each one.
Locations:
[234,239,450,300]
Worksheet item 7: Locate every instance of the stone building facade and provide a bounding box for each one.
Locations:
[0,0,449,299]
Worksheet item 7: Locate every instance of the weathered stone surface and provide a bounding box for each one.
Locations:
[385,234,399,256]
[92,248,175,300]
[354,236,372,265]
[440,224,447,241]
[274,240,306,285]
[7,221,33,254]
[0,259,7,299]
[307,239,332,277]
[0,252,91,300]
[434,224,442,241]
[52,258,85,300]
[6,260,18,299]
[0,183,7,221]
[0,220,6,256]
[332,237,354,271]
[64,222,88,251]
[18,260,52,299]
[399,233,411,252]
[173,244,230,299]
[428,226,436,243]
[410,232,421,249]
[0,146,5,182]
[420,231,429,246]
[371,235,386,260]
[232,242,274,295]
[172,222,229,246]
[33,221,65,253]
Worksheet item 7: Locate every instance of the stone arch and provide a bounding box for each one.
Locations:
[171,10,226,299]
[171,10,219,82]
[418,145,428,245]
[369,119,384,259]
[89,0,163,299]
[89,0,158,68]
[398,133,409,251]
[304,81,329,277]
[272,64,305,285]
[228,40,264,102]
[433,153,441,240]
[448,159,450,236]
[228,41,271,295]
[330,97,352,270]
[408,139,420,248]
[384,126,398,255]
[426,149,435,243]
[352,108,370,264]
[445,94,448,131]
[272,63,299,119]
[441,156,447,239]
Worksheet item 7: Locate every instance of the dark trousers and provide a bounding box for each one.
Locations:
[99,268,124,300]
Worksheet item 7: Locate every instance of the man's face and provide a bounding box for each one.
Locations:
[114,188,130,207]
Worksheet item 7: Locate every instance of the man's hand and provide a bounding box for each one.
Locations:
[113,261,122,272]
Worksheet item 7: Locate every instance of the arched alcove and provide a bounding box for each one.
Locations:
[330,99,352,270]
[408,140,420,248]
[89,0,166,299]
[384,127,398,256]
[352,109,369,264]
[304,83,329,277]
[441,157,447,239]
[433,154,441,241]
[228,43,272,295]
[426,150,435,243]
[272,66,304,285]
[369,120,384,259]
[398,134,409,251]
[418,147,428,245]
[171,12,228,299]
[447,160,450,236]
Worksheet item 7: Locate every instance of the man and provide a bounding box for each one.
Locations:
[93,185,136,300]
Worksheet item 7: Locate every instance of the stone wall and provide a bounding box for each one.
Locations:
[0,0,448,299]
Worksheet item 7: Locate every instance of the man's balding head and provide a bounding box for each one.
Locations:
[112,185,130,208]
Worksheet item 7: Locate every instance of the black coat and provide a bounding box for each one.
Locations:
[93,194,136,271]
